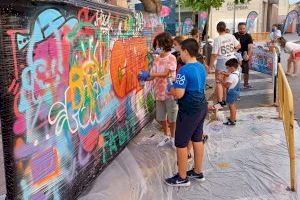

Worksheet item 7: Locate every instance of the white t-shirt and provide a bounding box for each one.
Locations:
[284,42,300,53]
[212,33,240,60]
[269,30,282,41]
[226,70,240,89]
[234,52,243,63]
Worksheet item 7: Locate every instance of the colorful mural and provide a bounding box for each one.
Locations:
[135,0,176,35]
[0,1,158,199]
[250,47,275,75]
[182,18,193,35]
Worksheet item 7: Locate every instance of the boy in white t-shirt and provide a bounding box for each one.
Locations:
[222,58,240,125]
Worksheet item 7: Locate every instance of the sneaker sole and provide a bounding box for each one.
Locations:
[164,180,191,187]
[189,177,205,182]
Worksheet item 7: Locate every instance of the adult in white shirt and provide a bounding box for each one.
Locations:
[209,21,241,107]
[269,24,282,42]
[278,37,300,76]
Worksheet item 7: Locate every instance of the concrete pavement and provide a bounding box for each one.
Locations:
[81,65,300,199]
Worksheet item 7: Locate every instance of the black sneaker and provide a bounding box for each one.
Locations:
[220,101,226,106]
[165,174,191,187]
[187,169,205,182]
[223,119,236,126]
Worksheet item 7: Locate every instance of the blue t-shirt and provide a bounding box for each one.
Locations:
[174,62,207,114]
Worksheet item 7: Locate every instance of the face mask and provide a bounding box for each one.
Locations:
[154,47,163,55]
[272,28,275,32]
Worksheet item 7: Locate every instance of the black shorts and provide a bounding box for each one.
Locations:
[241,60,249,74]
[175,107,208,148]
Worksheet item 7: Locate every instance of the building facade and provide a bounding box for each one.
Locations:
[177,0,291,38]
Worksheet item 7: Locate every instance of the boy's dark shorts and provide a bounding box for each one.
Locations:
[175,107,208,148]
[241,60,249,74]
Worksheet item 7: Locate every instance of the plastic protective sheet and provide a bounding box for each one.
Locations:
[80,107,300,200]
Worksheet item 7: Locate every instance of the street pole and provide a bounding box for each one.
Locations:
[233,1,236,33]
[178,0,182,35]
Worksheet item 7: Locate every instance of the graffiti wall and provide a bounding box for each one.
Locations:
[250,47,275,75]
[0,1,159,199]
[135,0,176,35]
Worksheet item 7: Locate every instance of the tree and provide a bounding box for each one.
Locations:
[179,0,224,53]
[140,0,162,15]
[179,0,251,49]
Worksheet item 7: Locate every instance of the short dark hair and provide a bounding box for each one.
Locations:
[154,32,173,51]
[181,38,199,57]
[152,37,157,49]
[190,28,199,36]
[238,22,246,27]
[277,37,287,48]
[225,58,239,69]
[217,22,226,33]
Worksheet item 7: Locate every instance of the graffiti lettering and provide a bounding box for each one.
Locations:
[2,3,160,199]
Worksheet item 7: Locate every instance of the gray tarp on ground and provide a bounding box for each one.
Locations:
[80,107,300,200]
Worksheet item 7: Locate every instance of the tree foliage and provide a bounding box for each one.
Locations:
[180,0,251,11]
[179,0,224,11]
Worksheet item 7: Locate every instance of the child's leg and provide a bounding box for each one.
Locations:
[215,71,224,102]
[161,120,169,136]
[169,122,176,138]
[293,60,299,74]
[193,141,205,174]
[177,147,188,179]
[156,101,168,136]
[187,141,193,155]
[287,56,293,74]
[223,87,227,102]
[229,103,237,121]
[166,99,178,138]
[191,107,208,173]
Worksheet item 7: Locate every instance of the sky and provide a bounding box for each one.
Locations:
[289,0,299,3]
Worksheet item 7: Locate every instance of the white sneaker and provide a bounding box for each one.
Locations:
[170,138,176,149]
[157,136,171,147]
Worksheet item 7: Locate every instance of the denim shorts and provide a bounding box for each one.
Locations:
[226,89,240,105]
[216,59,227,72]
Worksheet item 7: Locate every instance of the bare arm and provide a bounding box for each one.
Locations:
[209,54,218,69]
[248,43,253,57]
[169,88,185,99]
[151,69,170,78]
[222,81,230,89]
[235,44,241,51]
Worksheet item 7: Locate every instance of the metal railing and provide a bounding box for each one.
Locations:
[277,64,296,191]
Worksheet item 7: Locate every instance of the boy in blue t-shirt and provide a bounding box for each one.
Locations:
[165,38,208,187]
